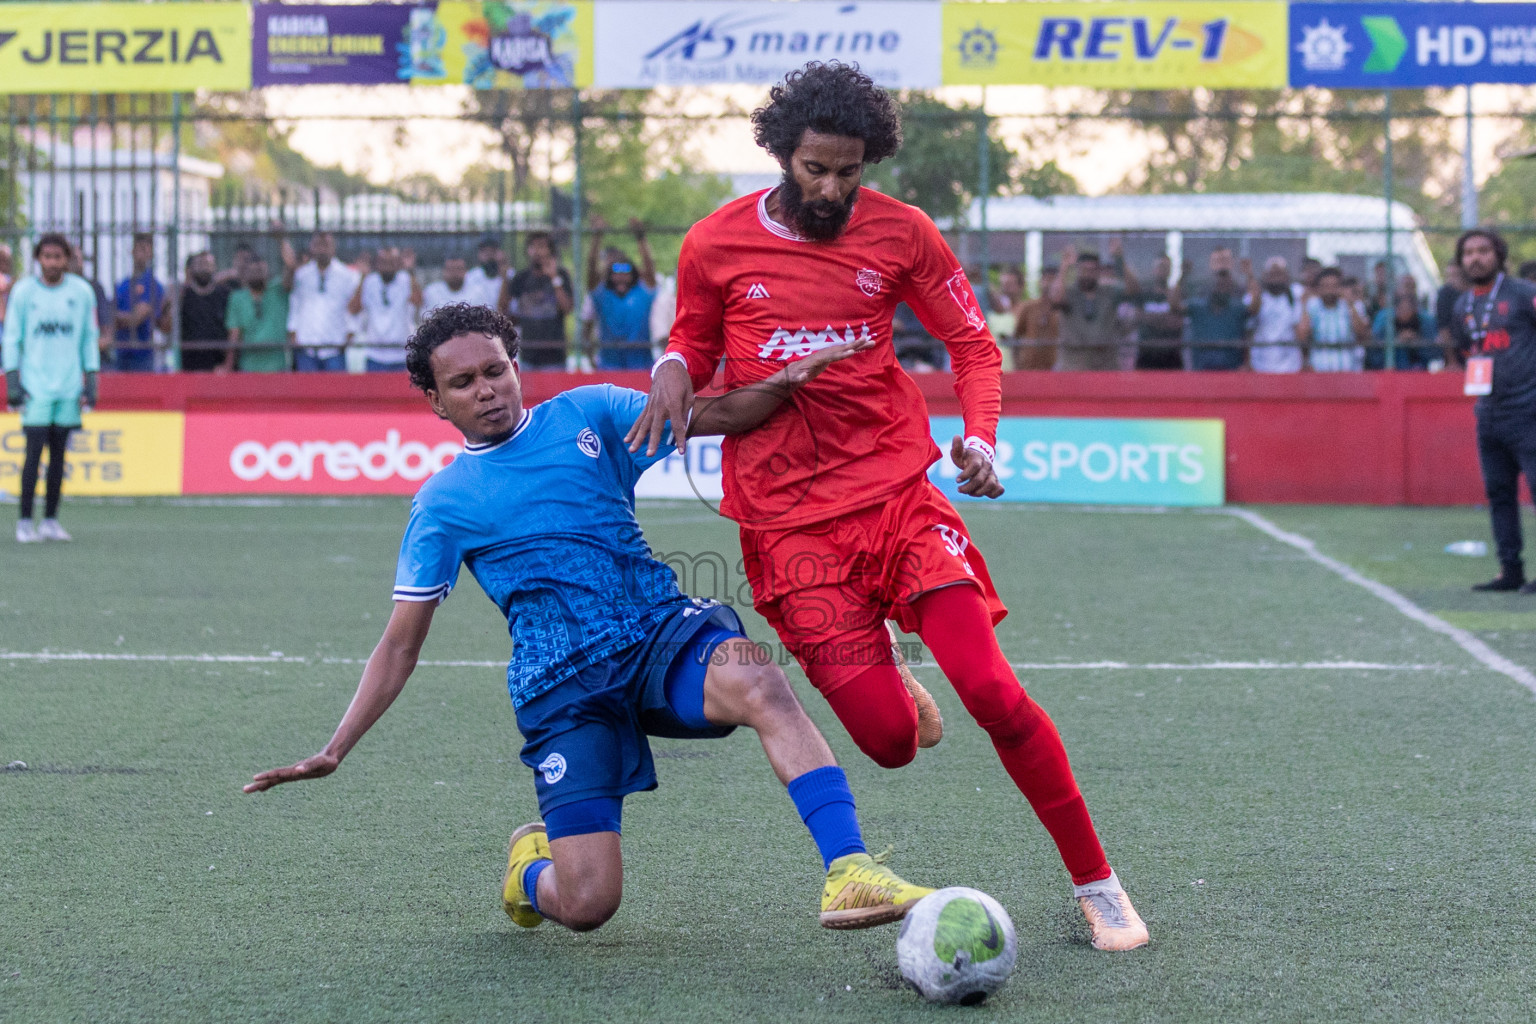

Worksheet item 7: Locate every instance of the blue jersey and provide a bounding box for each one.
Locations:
[394,385,692,709]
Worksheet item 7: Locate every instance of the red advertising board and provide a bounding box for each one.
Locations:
[183,412,463,494]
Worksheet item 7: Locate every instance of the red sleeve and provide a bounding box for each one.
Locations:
[899,213,1002,454]
[663,227,726,392]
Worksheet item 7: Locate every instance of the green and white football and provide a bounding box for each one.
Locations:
[896,887,1017,1005]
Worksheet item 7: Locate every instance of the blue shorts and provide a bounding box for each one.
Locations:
[514,602,745,833]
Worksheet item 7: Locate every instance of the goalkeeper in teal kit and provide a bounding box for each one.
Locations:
[3,233,99,543]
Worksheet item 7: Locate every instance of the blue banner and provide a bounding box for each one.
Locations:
[928,416,1226,507]
[1290,2,1536,87]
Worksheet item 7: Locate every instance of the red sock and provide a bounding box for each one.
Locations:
[817,660,920,770]
[913,585,1112,886]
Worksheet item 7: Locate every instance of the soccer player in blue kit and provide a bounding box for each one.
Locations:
[245,304,933,934]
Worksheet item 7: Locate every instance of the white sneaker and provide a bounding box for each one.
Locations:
[38,519,72,542]
[15,519,41,543]
[1073,870,1150,951]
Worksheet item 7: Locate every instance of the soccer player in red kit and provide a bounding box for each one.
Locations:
[627,62,1148,951]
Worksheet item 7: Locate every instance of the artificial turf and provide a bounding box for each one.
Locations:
[1,499,1533,1023]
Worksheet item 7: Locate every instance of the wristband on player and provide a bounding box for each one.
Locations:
[651,352,687,378]
[963,436,995,464]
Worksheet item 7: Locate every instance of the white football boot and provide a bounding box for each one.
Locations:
[38,519,72,542]
[15,519,41,543]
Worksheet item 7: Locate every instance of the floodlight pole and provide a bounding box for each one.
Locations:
[1462,84,1479,229]
[1383,90,1395,371]
[976,88,990,303]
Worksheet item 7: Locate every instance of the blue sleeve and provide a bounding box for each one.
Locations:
[598,383,679,475]
[392,501,461,603]
[114,279,131,312]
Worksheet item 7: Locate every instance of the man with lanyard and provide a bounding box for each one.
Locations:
[1450,229,1536,592]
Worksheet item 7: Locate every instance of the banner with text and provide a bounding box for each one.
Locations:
[410,1,593,88]
[593,1,941,88]
[942,1,1287,88]
[0,413,184,496]
[0,2,251,94]
[183,412,463,495]
[929,416,1226,506]
[254,3,414,86]
[1290,3,1536,87]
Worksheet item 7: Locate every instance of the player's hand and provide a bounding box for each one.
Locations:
[782,333,876,387]
[6,371,27,410]
[626,358,694,456]
[243,752,341,793]
[951,435,1004,499]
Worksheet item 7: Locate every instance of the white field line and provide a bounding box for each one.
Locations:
[0,650,1446,673]
[1226,507,1536,697]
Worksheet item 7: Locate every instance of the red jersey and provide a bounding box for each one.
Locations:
[666,187,1001,529]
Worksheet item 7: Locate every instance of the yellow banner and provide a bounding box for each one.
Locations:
[413,2,593,89]
[0,413,184,496]
[943,2,1287,88]
[0,2,251,94]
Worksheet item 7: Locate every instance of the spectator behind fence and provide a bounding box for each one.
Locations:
[1246,256,1305,374]
[1436,261,1467,367]
[113,232,170,372]
[284,231,358,372]
[216,242,257,289]
[1301,268,1369,372]
[349,246,421,372]
[986,265,1024,366]
[225,256,290,372]
[66,245,113,340]
[1370,289,1438,371]
[1133,255,1184,370]
[0,243,12,322]
[501,231,573,369]
[1051,242,1136,371]
[179,251,234,373]
[1186,261,1248,371]
[465,236,507,309]
[1299,257,1323,292]
[1014,264,1060,370]
[420,256,474,317]
[1520,260,1536,284]
[582,217,657,371]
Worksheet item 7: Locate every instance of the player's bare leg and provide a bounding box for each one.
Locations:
[699,637,933,929]
[910,584,1148,952]
[505,828,623,932]
[887,621,943,748]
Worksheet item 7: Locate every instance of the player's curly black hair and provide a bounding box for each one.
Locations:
[751,62,902,165]
[405,303,520,394]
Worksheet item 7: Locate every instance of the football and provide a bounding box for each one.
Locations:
[896,887,1018,1005]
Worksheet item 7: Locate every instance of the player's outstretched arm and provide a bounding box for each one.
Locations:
[244,600,436,793]
[690,334,875,437]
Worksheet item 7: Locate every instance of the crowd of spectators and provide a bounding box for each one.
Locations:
[4,227,1535,376]
[977,245,1536,374]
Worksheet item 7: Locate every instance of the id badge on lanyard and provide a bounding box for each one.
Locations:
[1465,355,1493,396]
[1464,274,1504,397]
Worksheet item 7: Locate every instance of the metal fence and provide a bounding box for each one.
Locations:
[3,91,1532,372]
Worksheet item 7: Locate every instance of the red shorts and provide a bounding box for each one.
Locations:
[740,480,1008,694]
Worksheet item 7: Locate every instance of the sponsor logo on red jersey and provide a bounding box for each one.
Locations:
[758,322,874,361]
[946,268,987,331]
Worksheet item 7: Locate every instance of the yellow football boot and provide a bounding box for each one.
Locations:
[887,621,943,749]
[1074,871,1150,951]
[819,850,935,929]
[501,822,551,928]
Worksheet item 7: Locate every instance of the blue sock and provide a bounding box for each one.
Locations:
[522,858,552,916]
[786,765,867,870]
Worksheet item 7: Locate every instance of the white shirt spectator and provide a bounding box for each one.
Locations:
[357,270,417,366]
[421,278,477,318]
[1306,296,1367,372]
[287,259,360,358]
[464,266,503,309]
[1250,284,1305,374]
[649,273,676,356]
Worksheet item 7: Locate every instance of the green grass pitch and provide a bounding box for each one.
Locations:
[2,498,1534,1022]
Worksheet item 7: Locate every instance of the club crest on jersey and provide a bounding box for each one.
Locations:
[576,428,601,458]
[759,323,874,361]
[946,268,987,331]
[538,753,567,784]
[856,268,882,296]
